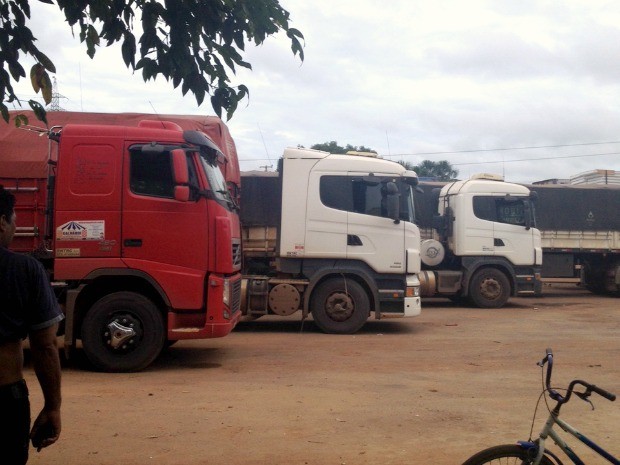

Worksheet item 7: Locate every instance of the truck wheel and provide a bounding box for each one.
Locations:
[468,268,510,308]
[81,292,165,372]
[310,278,370,334]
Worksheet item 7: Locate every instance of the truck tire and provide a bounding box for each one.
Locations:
[468,268,510,308]
[81,291,166,372]
[310,278,370,334]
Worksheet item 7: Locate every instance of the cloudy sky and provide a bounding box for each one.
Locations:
[11,0,620,183]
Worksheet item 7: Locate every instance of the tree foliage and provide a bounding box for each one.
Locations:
[399,159,458,181]
[309,141,376,154]
[0,0,304,124]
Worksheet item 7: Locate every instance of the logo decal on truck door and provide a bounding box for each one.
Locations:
[56,220,105,241]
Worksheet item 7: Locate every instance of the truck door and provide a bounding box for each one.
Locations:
[304,172,348,258]
[472,195,535,265]
[344,174,405,273]
[314,174,405,273]
[122,145,209,286]
[53,140,123,263]
[491,196,536,265]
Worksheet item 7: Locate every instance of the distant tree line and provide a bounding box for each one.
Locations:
[398,159,458,181]
[308,141,376,154]
[303,141,458,181]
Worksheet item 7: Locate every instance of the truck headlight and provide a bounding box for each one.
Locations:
[406,286,420,297]
[223,279,230,307]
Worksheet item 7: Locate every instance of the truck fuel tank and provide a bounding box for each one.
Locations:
[420,239,445,267]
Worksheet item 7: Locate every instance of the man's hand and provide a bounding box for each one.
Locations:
[30,407,61,451]
[28,322,62,451]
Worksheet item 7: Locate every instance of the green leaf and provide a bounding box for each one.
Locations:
[33,50,56,73]
[237,84,249,101]
[287,29,305,61]
[287,28,304,39]
[2,0,305,121]
[210,92,223,119]
[40,71,53,104]
[121,33,136,68]
[86,24,100,58]
[30,63,43,92]
[0,104,8,123]
[194,83,206,106]
[10,3,26,27]
[226,98,238,121]
[17,0,31,18]
[8,61,26,81]
[28,100,48,126]
[14,114,28,127]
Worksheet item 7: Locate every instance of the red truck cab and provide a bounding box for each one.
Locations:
[2,114,242,371]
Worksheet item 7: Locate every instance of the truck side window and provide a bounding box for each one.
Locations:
[473,196,526,226]
[320,176,388,219]
[130,150,175,198]
[320,176,354,211]
[473,197,496,222]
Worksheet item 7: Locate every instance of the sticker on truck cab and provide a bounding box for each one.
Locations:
[56,220,105,241]
[56,248,81,257]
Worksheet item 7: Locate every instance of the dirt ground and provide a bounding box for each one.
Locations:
[25,283,619,465]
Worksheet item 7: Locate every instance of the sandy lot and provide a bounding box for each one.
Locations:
[25,284,619,465]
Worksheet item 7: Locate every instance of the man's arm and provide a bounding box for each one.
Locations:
[28,322,61,450]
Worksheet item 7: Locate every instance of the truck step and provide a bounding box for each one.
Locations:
[169,327,202,333]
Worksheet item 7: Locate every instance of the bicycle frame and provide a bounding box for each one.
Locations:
[529,409,619,465]
[463,350,617,465]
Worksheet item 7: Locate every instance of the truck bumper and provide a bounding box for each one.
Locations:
[377,274,421,318]
[515,267,543,296]
[404,273,422,316]
[167,273,242,340]
[404,296,422,316]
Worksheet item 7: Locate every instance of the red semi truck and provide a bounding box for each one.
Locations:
[1,111,242,371]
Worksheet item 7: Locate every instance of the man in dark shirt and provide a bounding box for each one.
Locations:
[0,186,64,464]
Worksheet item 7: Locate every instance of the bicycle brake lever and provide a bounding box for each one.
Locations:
[576,392,595,410]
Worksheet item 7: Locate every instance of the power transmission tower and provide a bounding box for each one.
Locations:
[49,77,67,111]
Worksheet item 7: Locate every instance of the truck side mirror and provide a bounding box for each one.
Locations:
[524,201,533,230]
[385,182,400,223]
[171,149,189,184]
[445,206,454,237]
[171,149,190,202]
[432,214,447,236]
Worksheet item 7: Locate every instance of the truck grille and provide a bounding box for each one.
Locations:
[231,277,242,314]
[232,240,242,269]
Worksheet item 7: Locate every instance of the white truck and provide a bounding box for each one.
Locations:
[240,148,422,333]
[415,174,543,307]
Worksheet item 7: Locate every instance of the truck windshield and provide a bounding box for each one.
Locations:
[198,154,233,210]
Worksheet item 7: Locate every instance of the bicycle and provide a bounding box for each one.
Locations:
[462,349,618,465]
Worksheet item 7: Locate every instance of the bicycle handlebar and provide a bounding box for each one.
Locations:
[537,348,616,405]
[574,380,617,402]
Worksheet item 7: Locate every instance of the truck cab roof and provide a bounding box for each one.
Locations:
[442,178,531,196]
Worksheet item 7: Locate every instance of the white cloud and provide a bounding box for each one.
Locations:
[8,0,620,182]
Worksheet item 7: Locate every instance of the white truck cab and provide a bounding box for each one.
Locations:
[418,174,542,307]
[240,148,422,333]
